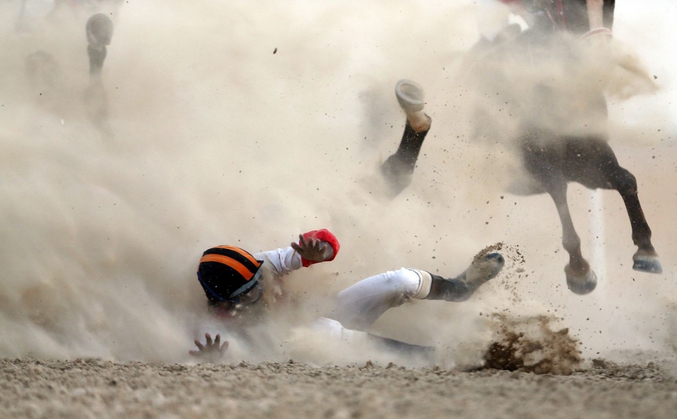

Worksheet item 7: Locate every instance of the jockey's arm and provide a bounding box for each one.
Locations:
[254,229,340,278]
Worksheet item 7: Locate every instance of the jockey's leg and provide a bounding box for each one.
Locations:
[331,268,431,331]
[312,317,436,361]
[323,251,503,361]
[330,252,504,330]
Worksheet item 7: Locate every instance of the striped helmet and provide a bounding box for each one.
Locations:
[197,246,263,302]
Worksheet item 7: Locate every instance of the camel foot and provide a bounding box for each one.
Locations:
[565,265,597,295]
[87,13,114,47]
[633,253,662,274]
[395,79,425,113]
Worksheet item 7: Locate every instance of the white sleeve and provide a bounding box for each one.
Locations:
[254,247,303,280]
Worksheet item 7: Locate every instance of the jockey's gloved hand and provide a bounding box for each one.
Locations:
[291,234,334,262]
[292,229,340,267]
[189,333,229,362]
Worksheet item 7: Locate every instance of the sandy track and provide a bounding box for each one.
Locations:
[2,358,676,419]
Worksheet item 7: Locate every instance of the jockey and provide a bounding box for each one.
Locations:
[189,229,505,361]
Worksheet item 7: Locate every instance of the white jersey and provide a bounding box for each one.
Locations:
[254,247,303,280]
[250,247,304,308]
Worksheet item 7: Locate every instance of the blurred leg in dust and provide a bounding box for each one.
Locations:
[84,13,114,138]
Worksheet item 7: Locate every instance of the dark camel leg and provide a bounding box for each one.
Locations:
[380,80,431,197]
[380,121,430,196]
[523,138,597,294]
[87,44,107,78]
[84,13,114,138]
[84,50,110,136]
[86,13,114,78]
[593,143,662,273]
[616,172,662,273]
[545,180,597,294]
[562,138,662,274]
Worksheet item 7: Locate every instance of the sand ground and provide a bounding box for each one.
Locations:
[2,357,677,419]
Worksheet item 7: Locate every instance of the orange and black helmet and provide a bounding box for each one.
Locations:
[197,246,263,303]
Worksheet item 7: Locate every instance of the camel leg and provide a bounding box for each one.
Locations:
[523,140,597,294]
[617,174,662,273]
[87,44,107,78]
[567,138,662,274]
[595,146,662,274]
[84,46,110,135]
[380,80,431,197]
[380,121,430,197]
[86,13,114,78]
[84,14,115,138]
[547,181,598,295]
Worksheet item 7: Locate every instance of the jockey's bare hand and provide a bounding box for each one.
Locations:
[189,333,229,361]
[291,234,334,262]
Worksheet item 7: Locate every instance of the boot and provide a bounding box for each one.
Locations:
[426,253,504,302]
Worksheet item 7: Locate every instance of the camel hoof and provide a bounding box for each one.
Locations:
[565,267,597,295]
[395,79,425,113]
[633,254,662,274]
[87,13,114,47]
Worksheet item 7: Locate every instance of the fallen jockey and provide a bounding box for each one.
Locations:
[189,229,505,362]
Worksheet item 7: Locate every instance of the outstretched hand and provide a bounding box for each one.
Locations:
[291,234,334,262]
[189,333,229,361]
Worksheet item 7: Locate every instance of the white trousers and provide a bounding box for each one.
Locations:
[321,268,432,333]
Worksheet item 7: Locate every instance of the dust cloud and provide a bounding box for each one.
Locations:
[0,0,675,373]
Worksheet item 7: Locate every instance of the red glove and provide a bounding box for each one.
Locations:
[300,229,340,267]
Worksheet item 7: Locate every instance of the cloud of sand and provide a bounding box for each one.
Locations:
[0,0,675,366]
